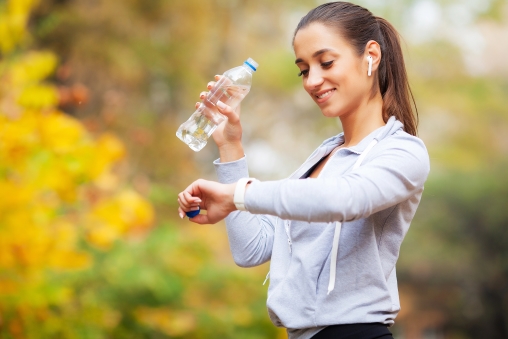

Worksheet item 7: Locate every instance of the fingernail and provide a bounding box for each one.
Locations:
[179,212,184,219]
[217,101,226,109]
[191,206,200,211]
[195,199,202,203]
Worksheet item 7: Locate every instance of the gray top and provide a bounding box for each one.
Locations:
[213,117,430,338]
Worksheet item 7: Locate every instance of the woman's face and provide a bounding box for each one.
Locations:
[293,23,371,119]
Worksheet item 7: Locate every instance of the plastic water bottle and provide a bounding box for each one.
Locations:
[176,58,258,151]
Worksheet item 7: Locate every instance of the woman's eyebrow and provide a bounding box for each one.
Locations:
[295,48,334,64]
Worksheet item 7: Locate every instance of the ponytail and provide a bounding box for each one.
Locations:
[294,2,419,136]
[376,17,418,136]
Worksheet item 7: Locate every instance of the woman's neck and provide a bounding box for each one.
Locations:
[339,93,385,148]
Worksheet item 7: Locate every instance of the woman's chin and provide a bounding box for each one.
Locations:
[320,107,341,118]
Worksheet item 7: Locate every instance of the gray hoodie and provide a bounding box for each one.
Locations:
[213,117,430,339]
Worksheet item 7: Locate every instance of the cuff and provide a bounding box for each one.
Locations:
[213,155,250,184]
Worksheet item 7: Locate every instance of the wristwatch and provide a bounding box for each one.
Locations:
[233,177,256,211]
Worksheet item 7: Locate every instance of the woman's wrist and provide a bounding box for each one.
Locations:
[219,142,244,163]
[233,178,256,211]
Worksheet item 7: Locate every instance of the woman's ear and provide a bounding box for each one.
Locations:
[365,40,381,75]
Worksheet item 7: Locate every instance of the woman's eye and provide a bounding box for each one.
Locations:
[297,61,333,77]
[321,61,334,68]
[297,69,309,77]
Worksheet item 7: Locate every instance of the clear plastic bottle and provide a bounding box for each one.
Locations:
[176,58,258,151]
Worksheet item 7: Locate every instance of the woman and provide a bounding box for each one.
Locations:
[178,2,430,338]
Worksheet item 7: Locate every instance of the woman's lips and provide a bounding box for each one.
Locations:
[315,89,336,103]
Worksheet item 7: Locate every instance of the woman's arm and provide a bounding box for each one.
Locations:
[179,135,429,224]
[178,94,276,267]
[214,156,276,267]
[244,136,430,222]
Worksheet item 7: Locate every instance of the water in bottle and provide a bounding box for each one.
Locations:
[176,58,258,151]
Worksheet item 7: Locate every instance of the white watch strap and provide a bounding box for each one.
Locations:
[234,177,256,211]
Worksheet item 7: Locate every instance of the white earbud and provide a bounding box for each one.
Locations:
[367,56,373,77]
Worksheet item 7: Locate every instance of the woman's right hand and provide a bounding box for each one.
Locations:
[197,75,244,161]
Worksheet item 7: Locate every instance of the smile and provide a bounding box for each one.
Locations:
[315,89,336,100]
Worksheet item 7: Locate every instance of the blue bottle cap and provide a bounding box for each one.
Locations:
[186,207,200,218]
[244,58,258,71]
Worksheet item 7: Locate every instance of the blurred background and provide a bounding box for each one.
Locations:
[0,0,507,338]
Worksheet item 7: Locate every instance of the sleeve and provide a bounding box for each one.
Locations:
[214,156,276,267]
[243,136,430,223]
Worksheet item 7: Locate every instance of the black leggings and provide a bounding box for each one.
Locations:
[311,323,393,339]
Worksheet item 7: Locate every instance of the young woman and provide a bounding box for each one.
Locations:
[178,2,430,338]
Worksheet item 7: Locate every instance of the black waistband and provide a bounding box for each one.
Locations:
[311,323,393,339]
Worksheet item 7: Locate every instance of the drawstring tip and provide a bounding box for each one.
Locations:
[327,289,332,295]
[262,272,270,286]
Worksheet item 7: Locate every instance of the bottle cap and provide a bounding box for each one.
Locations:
[244,58,258,71]
[186,207,200,218]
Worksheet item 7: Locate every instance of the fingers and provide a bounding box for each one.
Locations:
[177,180,207,219]
[178,206,185,219]
[207,75,222,89]
[199,76,220,98]
[216,101,239,124]
[177,190,201,213]
[177,179,235,224]
[177,202,201,219]
[184,190,201,207]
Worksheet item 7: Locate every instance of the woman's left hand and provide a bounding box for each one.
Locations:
[177,179,237,224]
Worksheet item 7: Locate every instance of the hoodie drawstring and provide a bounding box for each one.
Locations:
[327,139,378,295]
[284,220,292,253]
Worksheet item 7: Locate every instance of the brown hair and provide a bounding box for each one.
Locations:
[294,2,418,136]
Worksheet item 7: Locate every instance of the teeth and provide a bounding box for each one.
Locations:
[317,90,334,99]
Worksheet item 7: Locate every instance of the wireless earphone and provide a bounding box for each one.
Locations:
[367,56,373,77]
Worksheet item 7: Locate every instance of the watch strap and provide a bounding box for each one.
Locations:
[234,177,256,211]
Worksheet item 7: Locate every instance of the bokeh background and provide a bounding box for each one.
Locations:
[1,0,507,338]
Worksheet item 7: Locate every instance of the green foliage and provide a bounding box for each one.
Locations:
[24,222,277,339]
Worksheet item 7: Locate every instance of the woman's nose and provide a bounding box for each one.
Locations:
[305,69,324,89]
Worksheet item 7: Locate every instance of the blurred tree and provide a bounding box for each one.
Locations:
[398,163,508,338]
[0,0,154,336]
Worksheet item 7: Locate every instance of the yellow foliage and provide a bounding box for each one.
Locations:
[17,84,59,109]
[134,307,196,336]
[0,1,154,333]
[10,51,58,85]
[0,0,40,54]
[89,133,126,179]
[39,110,87,153]
[86,190,154,249]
